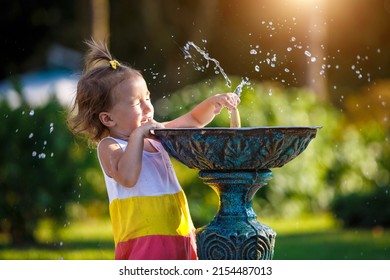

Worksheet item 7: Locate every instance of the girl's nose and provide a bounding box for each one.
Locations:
[142,100,153,114]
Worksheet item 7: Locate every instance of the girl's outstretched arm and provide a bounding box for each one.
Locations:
[164,93,240,128]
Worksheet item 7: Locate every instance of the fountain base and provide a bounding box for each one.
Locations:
[196,169,276,260]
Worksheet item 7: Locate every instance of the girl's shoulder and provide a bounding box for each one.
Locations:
[98,136,127,152]
[97,137,128,179]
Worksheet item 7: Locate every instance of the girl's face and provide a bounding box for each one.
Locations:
[105,75,154,139]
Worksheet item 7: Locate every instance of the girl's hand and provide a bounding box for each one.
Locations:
[213,93,240,114]
[164,92,240,129]
[136,120,165,139]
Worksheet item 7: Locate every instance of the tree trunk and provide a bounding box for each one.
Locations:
[90,0,110,43]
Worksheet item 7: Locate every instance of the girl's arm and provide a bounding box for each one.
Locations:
[98,121,164,188]
[164,93,240,128]
[98,93,239,188]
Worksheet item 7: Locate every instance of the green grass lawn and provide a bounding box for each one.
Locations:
[0,219,115,260]
[262,214,390,259]
[0,213,389,260]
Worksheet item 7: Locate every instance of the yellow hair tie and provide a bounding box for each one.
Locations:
[109,59,120,70]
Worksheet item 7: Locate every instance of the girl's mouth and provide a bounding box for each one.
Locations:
[141,117,151,124]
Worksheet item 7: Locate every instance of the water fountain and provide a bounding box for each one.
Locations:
[152,41,320,260]
[152,125,320,260]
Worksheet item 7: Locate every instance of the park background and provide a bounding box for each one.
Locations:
[1,0,390,259]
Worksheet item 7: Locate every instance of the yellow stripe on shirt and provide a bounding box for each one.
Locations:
[109,189,194,245]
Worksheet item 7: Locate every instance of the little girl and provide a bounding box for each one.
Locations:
[68,39,240,260]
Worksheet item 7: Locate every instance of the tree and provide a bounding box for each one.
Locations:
[0,92,97,246]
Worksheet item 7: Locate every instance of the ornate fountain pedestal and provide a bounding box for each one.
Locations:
[152,126,320,260]
[196,170,275,260]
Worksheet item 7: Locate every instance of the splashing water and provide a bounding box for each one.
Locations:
[183,41,250,97]
[49,123,54,134]
[233,77,251,97]
[183,41,232,88]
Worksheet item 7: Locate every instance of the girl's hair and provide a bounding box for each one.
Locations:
[68,38,141,143]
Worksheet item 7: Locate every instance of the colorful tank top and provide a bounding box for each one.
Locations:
[97,137,197,260]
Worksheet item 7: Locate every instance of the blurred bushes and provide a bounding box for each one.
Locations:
[331,187,390,228]
[155,77,390,228]
[330,122,390,228]
[0,92,104,245]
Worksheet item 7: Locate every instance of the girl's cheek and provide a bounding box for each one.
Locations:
[131,107,142,116]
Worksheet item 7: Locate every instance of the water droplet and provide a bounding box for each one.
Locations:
[250,49,257,55]
[284,68,290,73]
[311,57,317,62]
[29,133,34,139]
[255,65,260,72]
[304,50,312,57]
[29,110,35,116]
[32,151,37,157]
[287,47,292,52]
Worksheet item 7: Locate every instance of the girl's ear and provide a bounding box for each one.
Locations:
[99,112,115,127]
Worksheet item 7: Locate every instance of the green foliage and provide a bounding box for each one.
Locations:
[331,187,390,228]
[329,123,390,228]
[154,77,390,227]
[0,95,100,245]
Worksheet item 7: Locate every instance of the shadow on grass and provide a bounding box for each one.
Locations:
[273,230,390,260]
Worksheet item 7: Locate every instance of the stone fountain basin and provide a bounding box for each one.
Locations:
[152,126,320,171]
